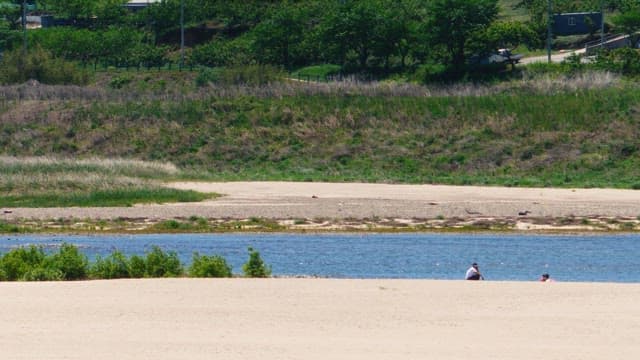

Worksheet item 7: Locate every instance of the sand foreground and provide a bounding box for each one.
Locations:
[1,278,638,360]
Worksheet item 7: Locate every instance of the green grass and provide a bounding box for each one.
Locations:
[0,157,216,207]
[291,64,342,81]
[498,0,529,21]
[0,188,212,207]
[2,72,640,190]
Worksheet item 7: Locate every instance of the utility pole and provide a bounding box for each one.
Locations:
[180,0,185,69]
[22,0,27,54]
[600,0,604,49]
[547,0,552,63]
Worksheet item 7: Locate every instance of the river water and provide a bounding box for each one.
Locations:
[1,233,639,282]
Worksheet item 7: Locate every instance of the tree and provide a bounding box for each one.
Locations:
[251,3,310,69]
[318,0,388,71]
[426,0,499,70]
[612,8,640,46]
[483,20,538,52]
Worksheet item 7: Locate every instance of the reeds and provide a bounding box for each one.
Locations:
[0,157,209,207]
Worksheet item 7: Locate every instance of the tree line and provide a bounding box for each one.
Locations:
[2,0,640,80]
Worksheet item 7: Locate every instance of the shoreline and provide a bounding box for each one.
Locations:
[3,181,640,233]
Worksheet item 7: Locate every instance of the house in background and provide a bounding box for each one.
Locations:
[125,0,162,12]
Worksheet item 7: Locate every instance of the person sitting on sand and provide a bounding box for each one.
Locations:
[539,273,553,282]
[465,262,484,280]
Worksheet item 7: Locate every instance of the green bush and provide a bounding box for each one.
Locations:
[594,48,640,75]
[128,255,147,278]
[22,267,64,281]
[0,245,47,281]
[144,246,183,277]
[189,252,232,277]
[0,245,243,281]
[49,243,89,280]
[242,247,271,278]
[89,250,131,279]
[0,45,91,85]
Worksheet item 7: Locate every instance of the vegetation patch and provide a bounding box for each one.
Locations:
[0,157,216,207]
[0,244,271,281]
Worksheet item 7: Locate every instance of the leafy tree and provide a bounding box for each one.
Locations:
[483,20,539,52]
[612,8,640,46]
[318,0,388,71]
[426,0,499,70]
[251,3,310,69]
[46,0,96,19]
[0,1,21,30]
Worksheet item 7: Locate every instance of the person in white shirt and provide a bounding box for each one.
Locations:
[465,262,484,280]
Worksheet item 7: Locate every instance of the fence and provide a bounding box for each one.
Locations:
[81,60,197,72]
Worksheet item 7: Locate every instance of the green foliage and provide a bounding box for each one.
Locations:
[242,247,271,278]
[89,250,132,279]
[189,252,232,277]
[594,48,640,75]
[294,64,342,79]
[0,245,47,281]
[426,0,499,70]
[0,45,90,85]
[214,65,285,86]
[49,243,89,280]
[194,66,224,87]
[144,246,183,277]
[0,244,243,281]
[128,255,147,278]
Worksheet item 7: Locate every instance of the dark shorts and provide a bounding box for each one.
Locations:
[466,273,481,280]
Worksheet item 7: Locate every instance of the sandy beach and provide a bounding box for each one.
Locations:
[1,278,638,360]
[3,182,640,231]
[2,183,640,358]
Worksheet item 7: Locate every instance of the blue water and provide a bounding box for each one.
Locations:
[1,233,639,282]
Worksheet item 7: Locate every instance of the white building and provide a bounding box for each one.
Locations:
[125,0,162,12]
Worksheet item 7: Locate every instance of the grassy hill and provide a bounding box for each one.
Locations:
[2,71,640,190]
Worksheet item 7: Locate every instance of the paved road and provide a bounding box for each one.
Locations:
[520,48,586,64]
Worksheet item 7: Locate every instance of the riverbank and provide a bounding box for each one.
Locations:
[0,278,638,360]
[2,182,640,233]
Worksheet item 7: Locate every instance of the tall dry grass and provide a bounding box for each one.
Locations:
[0,71,622,102]
[0,156,179,195]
